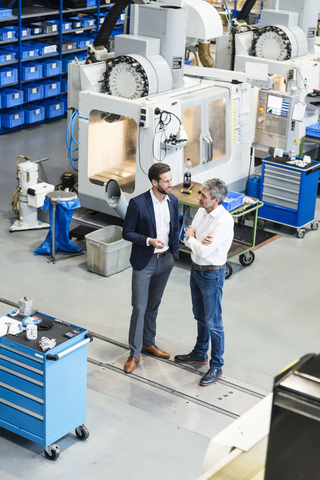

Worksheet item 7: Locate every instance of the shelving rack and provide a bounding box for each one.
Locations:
[0,1,123,134]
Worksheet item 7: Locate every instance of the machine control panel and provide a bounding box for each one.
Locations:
[254,90,297,150]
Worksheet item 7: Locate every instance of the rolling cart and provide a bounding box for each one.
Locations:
[258,155,320,238]
[0,310,92,460]
[171,183,263,278]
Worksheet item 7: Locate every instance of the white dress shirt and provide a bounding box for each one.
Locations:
[185,205,234,266]
[147,189,170,253]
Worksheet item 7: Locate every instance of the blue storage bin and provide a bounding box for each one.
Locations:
[23,104,45,124]
[0,109,24,128]
[63,34,91,48]
[22,83,44,102]
[0,27,16,41]
[42,98,64,118]
[0,49,16,63]
[24,41,57,55]
[0,66,18,86]
[7,44,39,59]
[42,79,60,97]
[10,25,31,37]
[306,122,320,139]
[68,16,95,28]
[62,55,75,73]
[30,21,57,33]
[41,59,62,77]
[0,88,23,108]
[61,94,68,113]
[61,20,73,31]
[21,62,43,81]
[45,19,73,31]
[0,7,12,18]
[27,24,44,35]
[222,191,244,211]
[61,78,68,93]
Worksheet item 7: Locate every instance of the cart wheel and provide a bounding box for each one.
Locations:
[296,229,305,238]
[225,263,233,279]
[75,425,90,441]
[239,251,255,267]
[257,219,265,230]
[311,221,319,231]
[44,444,60,461]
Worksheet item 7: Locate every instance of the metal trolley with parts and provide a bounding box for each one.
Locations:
[0,310,92,460]
[172,183,263,279]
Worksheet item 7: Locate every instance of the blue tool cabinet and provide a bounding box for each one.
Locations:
[259,155,320,237]
[0,311,92,460]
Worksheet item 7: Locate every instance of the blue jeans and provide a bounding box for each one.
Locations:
[190,265,226,369]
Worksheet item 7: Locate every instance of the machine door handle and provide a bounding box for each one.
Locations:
[203,135,213,163]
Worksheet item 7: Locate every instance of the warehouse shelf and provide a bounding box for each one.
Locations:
[0,1,124,134]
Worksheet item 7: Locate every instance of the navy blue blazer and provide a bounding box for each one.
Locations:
[122,190,179,271]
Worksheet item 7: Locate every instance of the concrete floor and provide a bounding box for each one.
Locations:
[1,119,320,479]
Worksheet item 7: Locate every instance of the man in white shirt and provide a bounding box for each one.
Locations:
[175,178,234,386]
[122,163,179,374]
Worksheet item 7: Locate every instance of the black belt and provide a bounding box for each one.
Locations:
[192,263,225,272]
[153,248,171,258]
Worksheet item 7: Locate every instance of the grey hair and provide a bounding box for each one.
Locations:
[202,178,228,205]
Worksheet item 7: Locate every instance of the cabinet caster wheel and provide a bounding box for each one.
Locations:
[296,229,305,238]
[44,444,60,461]
[75,425,90,441]
[239,251,255,266]
[311,221,319,231]
[225,263,233,279]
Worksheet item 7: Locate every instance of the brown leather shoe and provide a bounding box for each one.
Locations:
[141,345,170,359]
[124,355,140,374]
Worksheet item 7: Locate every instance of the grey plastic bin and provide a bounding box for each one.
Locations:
[85,225,131,276]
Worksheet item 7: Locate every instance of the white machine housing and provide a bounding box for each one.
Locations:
[222,0,320,155]
[68,0,256,217]
[10,161,54,232]
[71,63,254,217]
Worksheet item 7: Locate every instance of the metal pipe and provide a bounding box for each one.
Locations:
[198,41,215,68]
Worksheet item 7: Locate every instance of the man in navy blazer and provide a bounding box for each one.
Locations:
[122,162,179,373]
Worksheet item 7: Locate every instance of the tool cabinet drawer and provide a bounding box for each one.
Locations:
[0,366,43,398]
[0,343,44,370]
[0,355,44,383]
[0,383,43,416]
[0,401,43,437]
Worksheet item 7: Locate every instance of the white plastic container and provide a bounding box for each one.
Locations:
[85,225,131,277]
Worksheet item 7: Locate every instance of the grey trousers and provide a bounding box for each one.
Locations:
[129,253,175,357]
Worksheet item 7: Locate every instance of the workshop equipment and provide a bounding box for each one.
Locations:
[68,0,255,218]
[258,155,320,237]
[10,156,54,232]
[0,307,92,460]
[34,190,83,262]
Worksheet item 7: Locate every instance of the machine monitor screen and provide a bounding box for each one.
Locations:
[266,94,290,117]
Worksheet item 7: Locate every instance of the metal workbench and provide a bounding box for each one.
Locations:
[171,183,263,278]
[0,310,92,460]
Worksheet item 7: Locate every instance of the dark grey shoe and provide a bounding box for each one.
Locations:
[199,368,222,386]
[174,353,208,365]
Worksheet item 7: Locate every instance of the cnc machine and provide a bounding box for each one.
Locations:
[216,0,320,156]
[68,0,255,217]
